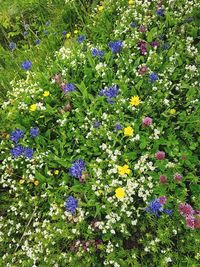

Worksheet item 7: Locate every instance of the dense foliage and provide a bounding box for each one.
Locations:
[0,0,200,266]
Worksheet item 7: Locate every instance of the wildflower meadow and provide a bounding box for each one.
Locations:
[0,0,200,266]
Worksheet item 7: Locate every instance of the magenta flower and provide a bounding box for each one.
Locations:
[179,203,194,217]
[143,117,152,126]
[159,175,167,184]
[138,40,147,55]
[174,173,182,181]
[194,218,200,229]
[186,216,195,229]
[159,196,167,205]
[155,151,165,160]
[139,25,146,32]
[138,65,148,75]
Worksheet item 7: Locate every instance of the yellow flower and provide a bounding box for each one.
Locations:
[130,96,140,106]
[6,134,10,139]
[98,6,104,11]
[54,170,59,175]
[169,109,176,115]
[30,104,37,112]
[34,180,39,186]
[74,30,78,34]
[118,165,131,176]
[128,0,134,5]
[115,187,125,199]
[66,33,71,38]
[43,91,50,97]
[124,126,134,137]
[19,179,25,184]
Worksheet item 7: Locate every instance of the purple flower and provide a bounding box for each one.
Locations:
[69,159,86,178]
[62,30,67,36]
[151,41,159,48]
[23,31,28,36]
[24,147,34,159]
[149,73,159,83]
[115,124,122,131]
[62,83,75,93]
[156,9,165,16]
[9,42,16,51]
[64,196,78,214]
[11,145,24,158]
[30,127,39,137]
[21,60,32,71]
[78,35,86,44]
[108,41,123,53]
[10,129,24,143]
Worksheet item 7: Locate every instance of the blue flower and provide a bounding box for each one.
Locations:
[156,9,165,16]
[45,20,51,26]
[21,60,32,71]
[131,21,137,28]
[69,159,86,178]
[62,30,67,36]
[24,147,34,159]
[64,196,78,214]
[10,129,24,143]
[93,120,100,128]
[9,42,16,51]
[11,145,24,158]
[78,35,86,44]
[91,48,105,58]
[99,85,119,103]
[115,124,122,131]
[62,83,75,93]
[163,209,173,215]
[108,41,123,53]
[36,39,40,45]
[146,199,163,217]
[23,31,28,36]
[162,43,170,51]
[30,127,39,137]
[149,73,159,83]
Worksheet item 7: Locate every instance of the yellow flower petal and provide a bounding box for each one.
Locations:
[30,104,37,112]
[34,180,39,186]
[169,109,176,115]
[130,96,140,106]
[98,6,104,11]
[124,126,134,137]
[115,187,125,199]
[43,91,50,97]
